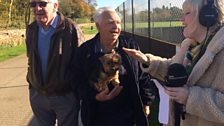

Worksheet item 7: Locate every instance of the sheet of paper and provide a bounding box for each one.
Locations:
[152,79,169,124]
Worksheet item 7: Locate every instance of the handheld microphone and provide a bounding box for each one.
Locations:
[165,63,188,126]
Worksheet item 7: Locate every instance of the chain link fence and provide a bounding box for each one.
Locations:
[116,0,185,44]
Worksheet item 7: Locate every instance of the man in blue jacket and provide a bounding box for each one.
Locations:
[73,7,153,126]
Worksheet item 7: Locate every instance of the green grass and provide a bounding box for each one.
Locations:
[80,25,97,35]
[150,21,183,27]
[124,21,183,29]
[75,18,91,24]
[0,43,26,62]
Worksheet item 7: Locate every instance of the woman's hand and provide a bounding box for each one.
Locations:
[123,47,148,64]
[164,86,189,105]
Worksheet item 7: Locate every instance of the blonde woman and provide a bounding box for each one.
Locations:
[123,0,224,125]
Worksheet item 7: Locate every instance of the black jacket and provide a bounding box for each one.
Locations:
[26,12,81,95]
[73,33,152,126]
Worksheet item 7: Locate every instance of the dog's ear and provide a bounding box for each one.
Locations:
[99,56,104,63]
[119,65,126,75]
[112,53,122,64]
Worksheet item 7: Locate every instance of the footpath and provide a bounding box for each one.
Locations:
[0,54,36,126]
[0,34,94,126]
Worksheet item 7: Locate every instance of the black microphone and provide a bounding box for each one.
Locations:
[165,63,188,126]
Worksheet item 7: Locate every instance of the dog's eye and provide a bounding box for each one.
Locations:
[114,62,119,65]
[107,62,112,65]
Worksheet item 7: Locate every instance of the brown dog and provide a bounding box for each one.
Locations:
[89,50,122,92]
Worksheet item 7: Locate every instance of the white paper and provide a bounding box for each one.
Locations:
[152,79,169,124]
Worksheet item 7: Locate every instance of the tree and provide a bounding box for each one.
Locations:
[59,0,95,19]
[0,0,96,29]
[86,0,97,7]
[170,6,182,21]
[7,0,13,27]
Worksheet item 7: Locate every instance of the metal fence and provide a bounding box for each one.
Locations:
[116,0,185,44]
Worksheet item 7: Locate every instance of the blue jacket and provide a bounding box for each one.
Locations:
[73,33,152,126]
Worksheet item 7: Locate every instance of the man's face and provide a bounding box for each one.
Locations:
[30,0,57,27]
[97,11,121,44]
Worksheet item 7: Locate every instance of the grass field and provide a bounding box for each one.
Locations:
[0,43,26,62]
[124,21,183,29]
[80,25,97,34]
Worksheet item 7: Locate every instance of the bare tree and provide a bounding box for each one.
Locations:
[7,0,13,28]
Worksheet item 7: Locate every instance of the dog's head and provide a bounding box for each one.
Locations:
[99,50,122,74]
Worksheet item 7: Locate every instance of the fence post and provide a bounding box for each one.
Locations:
[123,2,125,32]
[148,0,150,37]
[131,0,134,34]
[170,3,172,27]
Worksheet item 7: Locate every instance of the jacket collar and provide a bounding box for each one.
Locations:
[52,12,66,34]
[94,33,119,53]
[188,26,224,85]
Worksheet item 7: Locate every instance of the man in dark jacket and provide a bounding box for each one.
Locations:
[74,7,153,126]
[26,0,84,125]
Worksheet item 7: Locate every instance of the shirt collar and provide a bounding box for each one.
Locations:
[38,13,59,32]
[95,37,119,53]
[50,13,59,29]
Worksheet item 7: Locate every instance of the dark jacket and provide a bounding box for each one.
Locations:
[26,12,82,95]
[74,33,152,126]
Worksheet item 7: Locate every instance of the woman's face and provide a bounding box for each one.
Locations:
[181,5,207,42]
[181,6,197,38]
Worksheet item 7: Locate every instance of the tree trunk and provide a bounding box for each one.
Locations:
[25,3,30,31]
[7,0,14,29]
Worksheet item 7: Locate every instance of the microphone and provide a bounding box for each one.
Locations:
[165,63,188,126]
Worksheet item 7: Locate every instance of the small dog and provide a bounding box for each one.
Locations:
[89,50,122,92]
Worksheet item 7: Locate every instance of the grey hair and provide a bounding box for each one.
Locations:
[50,0,58,3]
[93,7,122,23]
[30,0,58,3]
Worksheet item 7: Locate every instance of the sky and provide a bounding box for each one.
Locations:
[150,0,184,10]
[96,0,184,10]
[96,0,126,9]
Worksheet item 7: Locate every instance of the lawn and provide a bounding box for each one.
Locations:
[124,21,183,29]
[80,25,97,35]
[0,43,26,62]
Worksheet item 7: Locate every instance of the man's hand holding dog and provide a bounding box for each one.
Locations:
[95,85,123,101]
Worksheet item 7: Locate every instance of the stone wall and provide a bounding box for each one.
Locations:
[0,29,25,47]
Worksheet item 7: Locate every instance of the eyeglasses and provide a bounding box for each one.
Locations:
[29,1,51,8]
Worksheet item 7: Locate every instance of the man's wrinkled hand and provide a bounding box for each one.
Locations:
[95,85,123,101]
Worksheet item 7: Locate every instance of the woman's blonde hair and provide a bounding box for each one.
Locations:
[183,0,224,24]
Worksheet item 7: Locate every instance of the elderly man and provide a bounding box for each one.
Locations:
[73,7,153,126]
[26,0,84,125]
